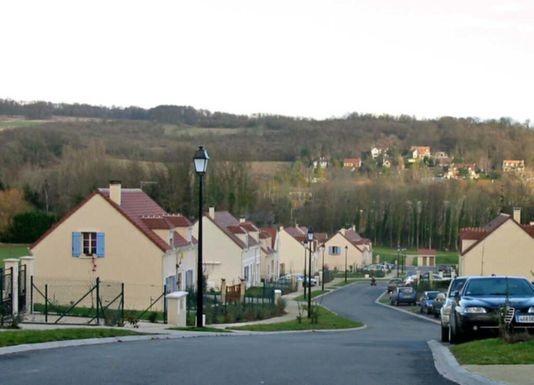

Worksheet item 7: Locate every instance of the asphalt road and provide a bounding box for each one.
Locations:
[0,283,454,385]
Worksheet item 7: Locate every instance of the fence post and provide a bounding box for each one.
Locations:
[220,279,226,304]
[95,277,100,325]
[240,279,246,304]
[30,275,34,314]
[20,257,34,313]
[163,284,167,324]
[120,282,125,326]
[4,260,18,319]
[44,284,48,323]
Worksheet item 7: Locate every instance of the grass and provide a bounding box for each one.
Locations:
[33,304,165,322]
[0,244,30,263]
[451,338,534,365]
[0,119,45,130]
[333,279,358,287]
[229,306,362,332]
[0,328,140,348]
[372,246,459,265]
[168,326,231,333]
[293,290,330,302]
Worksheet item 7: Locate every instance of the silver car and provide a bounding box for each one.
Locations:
[440,276,467,342]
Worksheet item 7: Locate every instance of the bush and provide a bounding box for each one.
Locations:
[148,311,158,323]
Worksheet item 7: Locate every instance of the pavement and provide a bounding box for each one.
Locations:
[0,282,457,385]
[463,365,533,385]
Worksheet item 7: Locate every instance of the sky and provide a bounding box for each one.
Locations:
[1,0,533,122]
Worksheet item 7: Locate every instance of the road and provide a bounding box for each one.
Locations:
[0,283,454,385]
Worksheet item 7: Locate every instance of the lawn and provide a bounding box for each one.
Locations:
[0,244,30,263]
[333,279,359,287]
[451,338,534,365]
[0,328,140,348]
[293,289,330,302]
[372,246,459,265]
[229,306,362,332]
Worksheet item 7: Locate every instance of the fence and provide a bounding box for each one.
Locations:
[28,277,125,326]
[0,267,13,325]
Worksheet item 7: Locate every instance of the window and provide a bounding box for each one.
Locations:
[244,266,250,281]
[329,246,341,255]
[82,232,97,256]
[185,270,193,289]
[177,272,182,290]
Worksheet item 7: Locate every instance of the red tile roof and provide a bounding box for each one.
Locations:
[208,211,262,250]
[260,227,278,249]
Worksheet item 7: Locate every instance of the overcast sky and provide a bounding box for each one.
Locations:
[1,0,533,121]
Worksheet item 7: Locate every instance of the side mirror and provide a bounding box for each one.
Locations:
[450,290,458,299]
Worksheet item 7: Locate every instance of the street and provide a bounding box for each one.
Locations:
[0,283,454,385]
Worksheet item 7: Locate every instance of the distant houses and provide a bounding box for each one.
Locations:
[343,157,361,171]
[409,146,431,161]
[502,159,525,173]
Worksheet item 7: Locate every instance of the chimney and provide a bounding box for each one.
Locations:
[351,225,356,231]
[240,217,246,223]
[340,228,346,236]
[279,225,284,232]
[513,207,521,223]
[208,207,215,219]
[109,180,122,206]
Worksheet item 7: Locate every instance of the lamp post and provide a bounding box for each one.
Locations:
[303,240,308,300]
[396,245,400,278]
[345,246,349,283]
[307,227,314,318]
[321,245,325,292]
[193,145,209,328]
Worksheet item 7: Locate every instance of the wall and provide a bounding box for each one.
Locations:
[460,220,534,277]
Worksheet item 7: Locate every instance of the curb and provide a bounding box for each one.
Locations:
[427,340,508,385]
[228,324,368,335]
[374,291,440,325]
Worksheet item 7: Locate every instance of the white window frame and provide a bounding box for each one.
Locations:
[82,232,97,256]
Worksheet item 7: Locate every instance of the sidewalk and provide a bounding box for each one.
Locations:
[463,365,534,385]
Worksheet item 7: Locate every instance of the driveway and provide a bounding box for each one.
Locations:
[0,283,454,385]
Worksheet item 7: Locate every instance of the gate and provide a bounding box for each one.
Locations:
[0,267,13,325]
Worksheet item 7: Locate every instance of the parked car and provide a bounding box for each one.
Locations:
[387,278,404,293]
[419,291,440,314]
[404,275,418,286]
[432,293,446,318]
[390,286,417,306]
[448,276,534,344]
[440,276,467,342]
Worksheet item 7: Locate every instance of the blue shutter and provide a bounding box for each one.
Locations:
[96,232,105,257]
[72,232,81,257]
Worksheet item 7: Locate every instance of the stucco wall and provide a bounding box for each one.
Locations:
[31,194,165,311]
[460,220,534,277]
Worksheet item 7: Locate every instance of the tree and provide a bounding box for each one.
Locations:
[2,211,56,243]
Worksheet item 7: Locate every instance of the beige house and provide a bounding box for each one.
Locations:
[323,227,372,271]
[459,209,534,277]
[259,227,279,282]
[405,249,436,267]
[193,208,261,289]
[277,226,319,276]
[502,160,525,173]
[410,146,431,161]
[30,182,197,311]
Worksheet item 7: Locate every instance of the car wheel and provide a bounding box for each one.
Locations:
[427,308,432,315]
[449,314,464,344]
[441,325,449,342]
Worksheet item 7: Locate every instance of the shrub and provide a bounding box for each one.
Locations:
[148,311,158,323]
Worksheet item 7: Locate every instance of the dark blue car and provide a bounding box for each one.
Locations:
[419,291,440,314]
[390,286,417,306]
[449,276,534,343]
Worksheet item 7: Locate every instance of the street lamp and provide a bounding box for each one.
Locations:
[303,239,308,300]
[307,227,314,318]
[396,245,400,278]
[345,246,349,283]
[321,245,325,292]
[193,145,209,328]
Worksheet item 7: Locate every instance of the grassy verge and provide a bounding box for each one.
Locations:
[372,246,459,265]
[451,338,534,365]
[0,244,30,263]
[168,326,231,333]
[229,306,362,332]
[0,328,140,348]
[293,290,330,302]
[333,279,358,287]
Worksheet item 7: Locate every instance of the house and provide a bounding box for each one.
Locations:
[277,225,319,276]
[445,163,479,180]
[30,181,196,311]
[502,160,525,173]
[406,249,436,267]
[382,159,392,168]
[410,146,431,160]
[259,227,279,282]
[323,227,372,271]
[433,151,449,160]
[193,208,261,289]
[459,208,534,276]
[312,157,329,170]
[343,157,361,170]
[370,147,384,159]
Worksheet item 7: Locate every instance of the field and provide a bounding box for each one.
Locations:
[0,244,30,263]
[372,246,459,265]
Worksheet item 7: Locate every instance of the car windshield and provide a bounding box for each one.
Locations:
[399,287,413,294]
[449,278,466,294]
[464,278,534,297]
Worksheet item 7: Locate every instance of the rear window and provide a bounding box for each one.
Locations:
[399,287,414,294]
[464,278,534,297]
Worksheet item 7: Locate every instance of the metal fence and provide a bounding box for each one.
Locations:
[0,267,13,325]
